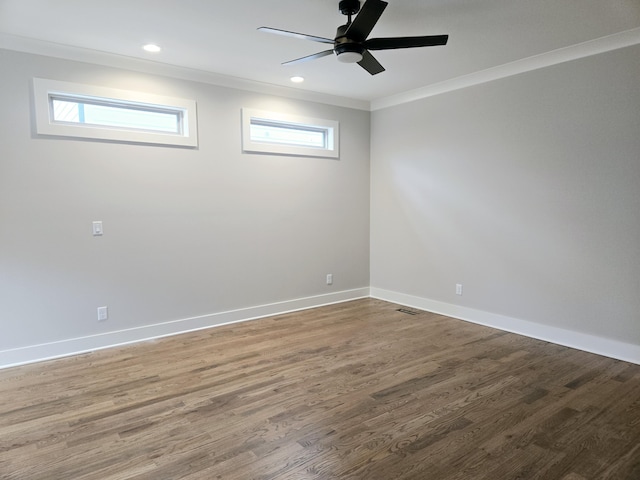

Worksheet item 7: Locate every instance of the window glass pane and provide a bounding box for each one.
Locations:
[52,99,80,122]
[250,121,327,148]
[51,98,180,134]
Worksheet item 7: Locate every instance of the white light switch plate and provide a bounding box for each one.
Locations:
[92,221,103,236]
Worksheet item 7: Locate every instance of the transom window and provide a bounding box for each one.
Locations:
[242,108,339,158]
[33,78,198,147]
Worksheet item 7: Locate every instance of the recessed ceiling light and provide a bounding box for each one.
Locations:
[290,76,305,83]
[143,44,161,53]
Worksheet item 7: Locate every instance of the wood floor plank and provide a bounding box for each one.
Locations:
[0,298,638,479]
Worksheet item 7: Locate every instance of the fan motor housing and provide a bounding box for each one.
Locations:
[335,42,363,55]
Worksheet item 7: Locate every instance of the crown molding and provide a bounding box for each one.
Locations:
[2,27,639,113]
[371,27,640,111]
[0,33,371,111]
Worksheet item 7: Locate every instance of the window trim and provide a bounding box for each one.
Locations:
[242,108,339,158]
[33,78,198,147]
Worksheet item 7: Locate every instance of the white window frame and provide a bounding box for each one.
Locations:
[242,108,339,159]
[33,78,198,147]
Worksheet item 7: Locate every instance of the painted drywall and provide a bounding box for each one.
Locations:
[0,49,370,363]
[371,45,640,350]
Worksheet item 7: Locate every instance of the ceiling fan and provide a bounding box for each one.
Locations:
[258,0,449,75]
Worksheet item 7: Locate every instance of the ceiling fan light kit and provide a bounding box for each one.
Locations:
[259,0,449,75]
[335,44,364,63]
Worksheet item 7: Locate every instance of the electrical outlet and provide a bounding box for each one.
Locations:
[456,284,463,296]
[326,274,333,285]
[97,306,108,321]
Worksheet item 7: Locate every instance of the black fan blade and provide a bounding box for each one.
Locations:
[282,49,334,66]
[358,50,385,75]
[345,0,388,42]
[364,35,449,50]
[258,27,334,45]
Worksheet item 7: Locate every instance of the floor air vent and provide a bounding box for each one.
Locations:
[397,308,420,315]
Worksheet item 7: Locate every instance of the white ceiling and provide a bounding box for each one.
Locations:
[1,0,639,105]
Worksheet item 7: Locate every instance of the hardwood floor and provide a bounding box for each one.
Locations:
[0,298,638,479]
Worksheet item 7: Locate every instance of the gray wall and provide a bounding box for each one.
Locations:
[2,42,639,365]
[371,45,640,346]
[0,49,370,354]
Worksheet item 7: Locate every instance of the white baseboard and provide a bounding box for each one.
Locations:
[4,286,638,369]
[0,288,370,369]
[371,287,640,365]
